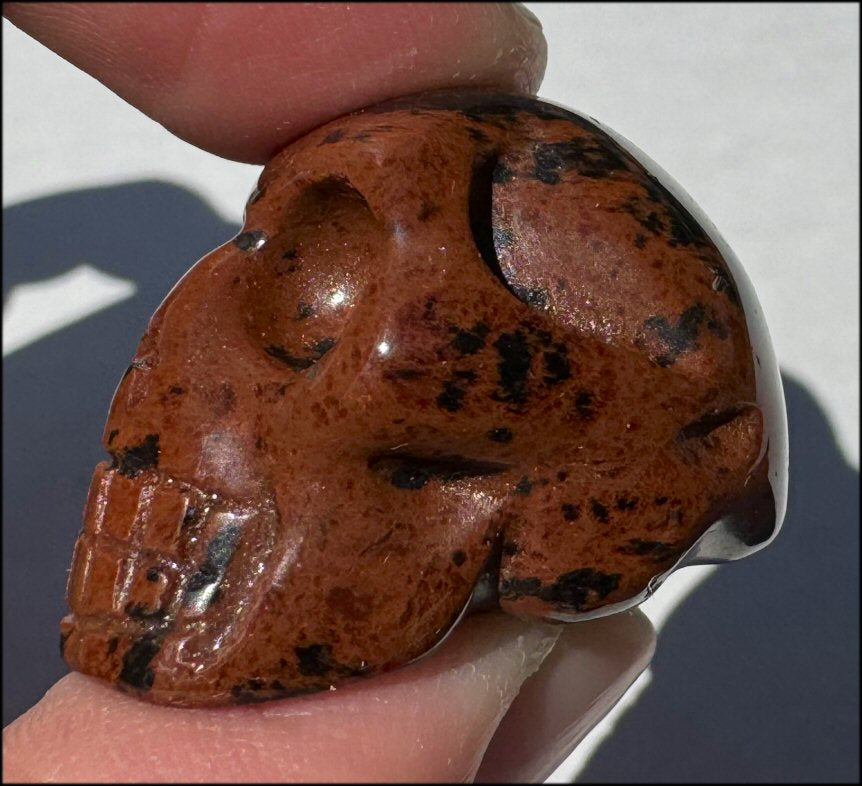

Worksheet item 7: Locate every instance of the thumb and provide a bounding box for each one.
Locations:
[3,612,559,782]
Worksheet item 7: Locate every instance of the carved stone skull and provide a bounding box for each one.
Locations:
[61,90,787,706]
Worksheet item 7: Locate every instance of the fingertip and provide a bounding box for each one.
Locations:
[476,609,656,783]
[4,2,548,163]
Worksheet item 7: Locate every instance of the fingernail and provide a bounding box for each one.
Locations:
[476,610,656,783]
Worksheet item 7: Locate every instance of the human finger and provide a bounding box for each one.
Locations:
[477,609,656,782]
[3,2,547,163]
[3,612,559,782]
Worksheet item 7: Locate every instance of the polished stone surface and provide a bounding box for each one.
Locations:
[61,90,787,706]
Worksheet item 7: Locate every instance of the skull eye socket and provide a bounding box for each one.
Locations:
[469,154,548,311]
[241,178,384,369]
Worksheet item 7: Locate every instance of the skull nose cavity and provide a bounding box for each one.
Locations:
[368,451,510,491]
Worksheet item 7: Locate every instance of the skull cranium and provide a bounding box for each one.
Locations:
[61,91,787,706]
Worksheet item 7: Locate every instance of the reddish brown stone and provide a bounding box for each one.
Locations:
[60,90,787,707]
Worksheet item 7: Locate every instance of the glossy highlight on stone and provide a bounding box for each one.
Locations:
[60,90,788,706]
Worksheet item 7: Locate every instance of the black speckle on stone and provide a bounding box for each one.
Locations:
[184,566,218,594]
[543,344,571,385]
[642,304,706,367]
[613,197,666,236]
[515,476,533,496]
[502,541,519,556]
[706,316,729,339]
[500,576,542,596]
[452,550,467,566]
[322,129,345,144]
[390,466,431,490]
[418,200,440,221]
[453,369,478,382]
[644,174,712,250]
[562,503,580,521]
[452,323,490,355]
[371,453,509,490]
[107,429,119,446]
[265,338,336,370]
[543,568,621,609]
[169,385,184,395]
[182,506,200,529]
[642,212,664,234]
[492,330,534,406]
[557,469,569,481]
[283,248,298,260]
[124,602,166,622]
[183,523,241,604]
[230,684,271,705]
[110,434,160,478]
[512,285,549,309]
[616,496,639,511]
[295,643,334,677]
[574,390,595,420]
[437,380,466,412]
[145,567,161,582]
[466,126,489,143]
[233,230,268,251]
[119,634,162,690]
[370,91,578,125]
[488,427,514,443]
[492,162,516,183]
[654,495,669,505]
[312,337,336,356]
[107,636,119,655]
[678,406,745,441]
[500,568,620,611]
[533,137,627,184]
[590,499,610,524]
[620,539,683,561]
[296,302,314,320]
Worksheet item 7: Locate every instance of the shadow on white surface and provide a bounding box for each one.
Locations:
[2,183,858,781]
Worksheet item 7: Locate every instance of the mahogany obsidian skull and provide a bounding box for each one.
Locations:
[61,90,788,706]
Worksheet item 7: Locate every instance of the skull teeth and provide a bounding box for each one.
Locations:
[67,462,248,626]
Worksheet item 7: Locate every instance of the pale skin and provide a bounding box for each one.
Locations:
[2,4,656,781]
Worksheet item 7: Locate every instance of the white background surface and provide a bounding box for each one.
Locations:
[3,3,859,782]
